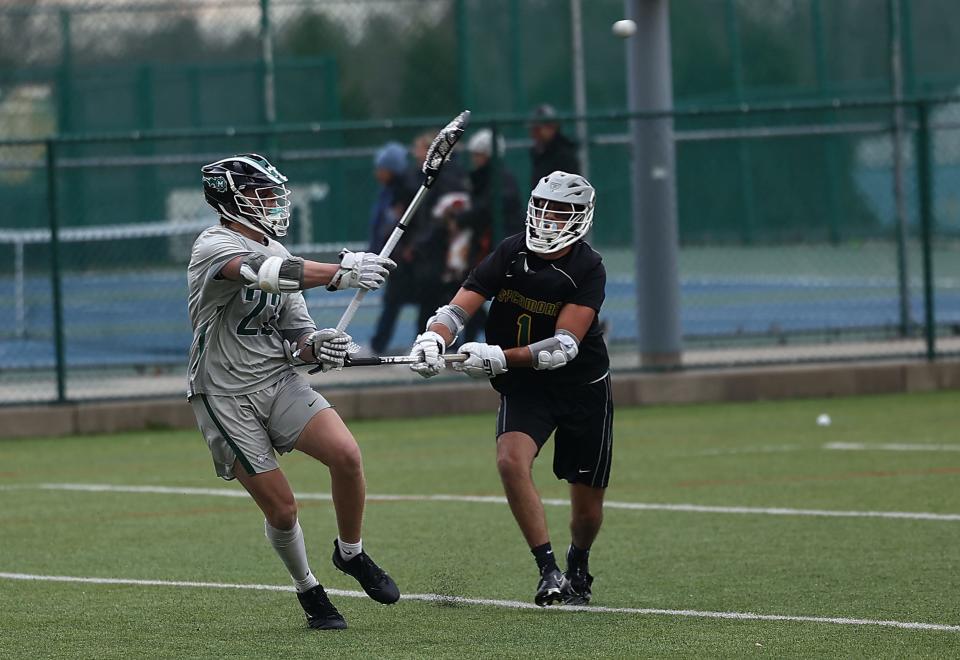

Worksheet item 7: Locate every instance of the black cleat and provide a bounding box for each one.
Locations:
[534,567,566,607]
[332,540,400,604]
[296,584,347,630]
[562,567,594,605]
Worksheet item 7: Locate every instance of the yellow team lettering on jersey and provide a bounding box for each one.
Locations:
[495,288,562,317]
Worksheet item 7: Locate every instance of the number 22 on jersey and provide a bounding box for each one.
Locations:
[237,287,280,336]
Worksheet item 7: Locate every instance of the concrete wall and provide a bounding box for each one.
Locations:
[1,359,959,440]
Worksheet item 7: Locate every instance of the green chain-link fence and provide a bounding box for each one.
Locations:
[2,1,960,402]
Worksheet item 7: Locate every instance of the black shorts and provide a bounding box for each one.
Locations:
[495,373,613,488]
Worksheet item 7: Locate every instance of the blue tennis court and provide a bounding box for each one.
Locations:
[1,262,958,370]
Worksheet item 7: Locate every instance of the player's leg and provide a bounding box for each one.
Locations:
[232,465,307,586]
[496,431,549,548]
[232,463,346,629]
[189,393,345,629]
[562,483,605,604]
[570,484,606,550]
[294,408,365,545]
[553,374,614,605]
[281,390,399,605]
[495,394,565,606]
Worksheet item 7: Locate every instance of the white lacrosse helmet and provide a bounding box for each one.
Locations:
[525,171,595,254]
[467,129,506,158]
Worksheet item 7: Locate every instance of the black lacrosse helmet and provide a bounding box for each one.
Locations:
[201,153,291,237]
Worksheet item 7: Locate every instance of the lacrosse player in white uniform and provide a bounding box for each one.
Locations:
[188,154,400,630]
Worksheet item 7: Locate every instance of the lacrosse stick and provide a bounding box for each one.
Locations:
[337,353,467,368]
[299,353,466,370]
[337,110,470,334]
[308,110,471,374]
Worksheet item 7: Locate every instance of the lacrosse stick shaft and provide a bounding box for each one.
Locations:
[333,110,469,335]
[334,185,430,333]
[343,353,468,367]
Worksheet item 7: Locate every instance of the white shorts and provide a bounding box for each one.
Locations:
[189,372,331,480]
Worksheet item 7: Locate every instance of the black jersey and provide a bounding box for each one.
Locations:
[462,233,609,394]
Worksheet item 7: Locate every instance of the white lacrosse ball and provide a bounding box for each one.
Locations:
[612,19,637,38]
[816,414,832,427]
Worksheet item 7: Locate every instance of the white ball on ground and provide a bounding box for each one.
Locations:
[612,19,637,38]
[816,413,832,427]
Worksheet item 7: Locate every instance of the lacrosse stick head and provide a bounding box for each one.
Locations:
[422,110,470,187]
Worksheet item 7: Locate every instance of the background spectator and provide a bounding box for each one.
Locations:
[528,103,580,188]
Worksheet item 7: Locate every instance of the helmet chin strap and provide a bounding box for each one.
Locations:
[218,205,277,239]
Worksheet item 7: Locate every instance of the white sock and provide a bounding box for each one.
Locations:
[337,537,363,562]
[264,519,319,593]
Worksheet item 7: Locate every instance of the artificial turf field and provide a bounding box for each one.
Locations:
[2,390,960,658]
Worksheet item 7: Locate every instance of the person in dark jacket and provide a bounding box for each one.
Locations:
[529,103,581,189]
[368,141,410,254]
[369,142,416,354]
[370,132,468,353]
[441,129,524,344]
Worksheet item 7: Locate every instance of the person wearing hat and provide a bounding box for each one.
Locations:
[369,133,468,354]
[438,129,525,345]
[368,141,410,254]
[529,103,581,189]
[368,141,419,355]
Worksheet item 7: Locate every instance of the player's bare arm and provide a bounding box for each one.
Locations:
[423,287,487,346]
[218,250,395,294]
[403,288,483,378]
[449,302,592,378]
[502,302,594,369]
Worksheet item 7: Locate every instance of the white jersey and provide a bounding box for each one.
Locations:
[187,225,315,396]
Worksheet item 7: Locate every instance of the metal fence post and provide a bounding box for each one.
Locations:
[260,0,276,125]
[455,0,471,110]
[626,0,682,367]
[570,0,590,178]
[57,9,72,134]
[724,0,757,244]
[916,103,935,361]
[508,0,525,113]
[889,0,912,337]
[45,140,67,402]
[490,122,505,243]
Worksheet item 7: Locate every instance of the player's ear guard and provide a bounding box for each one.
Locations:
[528,329,579,370]
[239,253,305,294]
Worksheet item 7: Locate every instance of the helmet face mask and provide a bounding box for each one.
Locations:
[525,171,595,254]
[202,154,291,237]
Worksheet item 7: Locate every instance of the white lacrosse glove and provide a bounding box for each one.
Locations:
[327,249,397,292]
[303,328,352,372]
[409,331,446,379]
[452,342,508,379]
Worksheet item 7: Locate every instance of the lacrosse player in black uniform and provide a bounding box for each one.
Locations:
[408,170,611,606]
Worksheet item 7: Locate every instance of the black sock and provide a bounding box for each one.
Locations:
[567,544,590,571]
[531,542,558,575]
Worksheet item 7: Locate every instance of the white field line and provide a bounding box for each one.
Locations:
[4,482,960,522]
[0,572,956,633]
[690,444,804,457]
[825,442,960,452]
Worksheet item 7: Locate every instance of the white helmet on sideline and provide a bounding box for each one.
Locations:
[525,171,595,254]
[467,129,506,158]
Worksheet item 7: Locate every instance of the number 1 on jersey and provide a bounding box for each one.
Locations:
[516,313,532,346]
